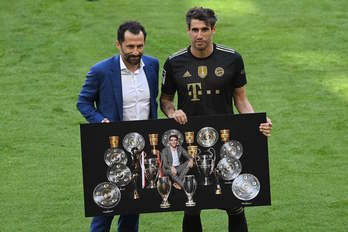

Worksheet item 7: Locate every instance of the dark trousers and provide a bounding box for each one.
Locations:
[182,208,248,232]
[90,214,139,232]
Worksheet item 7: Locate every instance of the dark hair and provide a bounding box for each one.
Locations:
[117,21,147,43]
[186,7,217,29]
[169,134,178,140]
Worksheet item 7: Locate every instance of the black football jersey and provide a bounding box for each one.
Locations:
[161,44,247,116]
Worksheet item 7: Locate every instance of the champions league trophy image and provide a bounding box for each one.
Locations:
[123,132,145,199]
[183,175,197,207]
[144,157,159,188]
[157,176,172,208]
[104,136,128,166]
[196,127,217,186]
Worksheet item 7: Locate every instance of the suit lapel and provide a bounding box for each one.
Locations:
[143,57,154,105]
[110,56,123,120]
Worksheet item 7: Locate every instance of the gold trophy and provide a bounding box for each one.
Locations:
[149,133,159,156]
[187,145,200,159]
[149,133,162,177]
[185,131,194,146]
[220,129,230,143]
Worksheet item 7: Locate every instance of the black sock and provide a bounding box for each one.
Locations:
[228,210,248,232]
[183,211,202,232]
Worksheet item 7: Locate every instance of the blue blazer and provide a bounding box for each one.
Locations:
[77,55,159,123]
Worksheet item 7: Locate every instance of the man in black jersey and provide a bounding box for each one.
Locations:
[160,7,272,232]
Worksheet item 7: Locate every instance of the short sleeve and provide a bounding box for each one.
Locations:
[233,54,247,88]
[161,58,176,96]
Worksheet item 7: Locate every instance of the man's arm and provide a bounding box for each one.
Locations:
[233,86,272,137]
[77,67,105,123]
[233,86,254,114]
[160,148,172,175]
[160,93,188,125]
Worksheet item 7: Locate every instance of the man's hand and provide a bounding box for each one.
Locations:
[160,94,188,125]
[171,166,177,176]
[101,118,110,123]
[169,109,187,125]
[259,117,272,137]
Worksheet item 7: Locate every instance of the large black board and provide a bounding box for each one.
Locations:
[80,113,271,217]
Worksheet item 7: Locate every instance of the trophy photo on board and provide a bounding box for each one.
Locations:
[93,182,121,209]
[157,176,172,208]
[104,136,128,166]
[185,131,201,172]
[106,163,132,190]
[220,129,243,160]
[183,175,197,207]
[148,133,161,181]
[196,127,217,186]
[122,132,145,199]
[144,157,159,188]
[232,173,260,201]
[216,156,242,184]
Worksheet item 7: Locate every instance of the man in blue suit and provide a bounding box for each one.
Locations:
[77,21,159,232]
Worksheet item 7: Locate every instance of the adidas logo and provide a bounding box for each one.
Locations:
[183,70,192,78]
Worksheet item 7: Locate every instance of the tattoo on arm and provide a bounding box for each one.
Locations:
[160,94,175,117]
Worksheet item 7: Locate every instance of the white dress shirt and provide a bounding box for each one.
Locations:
[170,147,180,167]
[120,57,150,121]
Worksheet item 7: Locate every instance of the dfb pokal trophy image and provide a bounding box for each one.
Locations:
[187,145,200,159]
[220,129,230,144]
[144,158,159,188]
[149,133,159,156]
[183,175,197,207]
[157,176,172,208]
[185,131,194,146]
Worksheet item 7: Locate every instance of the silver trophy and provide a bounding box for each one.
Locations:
[157,176,172,208]
[161,129,184,146]
[197,127,218,147]
[93,182,121,209]
[220,140,243,159]
[107,164,132,188]
[122,132,145,154]
[104,136,128,166]
[183,175,197,207]
[232,174,260,201]
[197,148,216,185]
[122,132,145,199]
[216,157,242,182]
[144,158,159,188]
